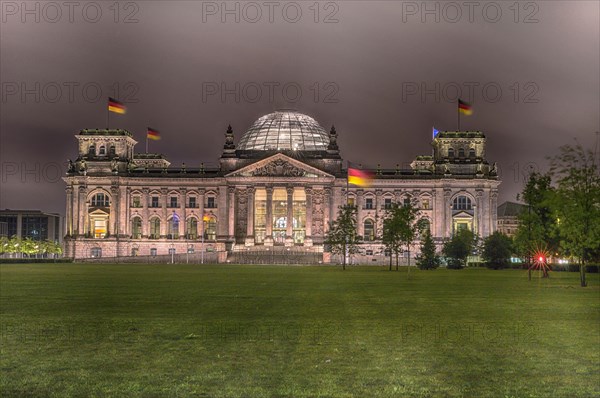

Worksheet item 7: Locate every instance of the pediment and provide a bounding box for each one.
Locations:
[226,153,333,178]
[452,211,473,219]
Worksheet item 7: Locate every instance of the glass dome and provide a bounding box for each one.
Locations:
[237,111,329,151]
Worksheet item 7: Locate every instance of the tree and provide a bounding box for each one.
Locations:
[416,228,440,270]
[549,142,600,287]
[482,232,513,269]
[325,205,361,270]
[513,172,559,261]
[382,202,423,271]
[442,228,476,269]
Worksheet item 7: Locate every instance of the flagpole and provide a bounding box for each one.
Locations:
[107,105,110,130]
[146,135,149,153]
[457,100,460,131]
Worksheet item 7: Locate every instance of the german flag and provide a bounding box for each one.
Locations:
[458,99,473,115]
[108,97,126,114]
[348,165,374,187]
[147,127,161,141]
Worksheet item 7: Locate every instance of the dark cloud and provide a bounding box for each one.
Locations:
[1,1,598,213]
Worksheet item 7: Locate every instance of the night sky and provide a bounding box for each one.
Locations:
[1,1,598,215]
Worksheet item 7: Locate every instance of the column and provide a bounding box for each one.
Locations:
[217,185,228,240]
[198,188,205,240]
[78,186,87,236]
[264,186,273,246]
[285,186,294,246]
[142,188,149,237]
[245,187,255,246]
[161,188,168,237]
[444,189,452,237]
[180,188,187,239]
[110,186,118,236]
[304,187,313,246]
[324,187,332,233]
[65,186,73,235]
[121,186,129,237]
[227,187,235,240]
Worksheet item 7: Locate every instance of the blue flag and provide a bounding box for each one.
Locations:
[433,127,439,139]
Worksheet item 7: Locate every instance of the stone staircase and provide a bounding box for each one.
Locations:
[227,245,324,265]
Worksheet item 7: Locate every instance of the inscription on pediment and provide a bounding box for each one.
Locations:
[251,159,307,177]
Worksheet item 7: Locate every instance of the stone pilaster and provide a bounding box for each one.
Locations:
[198,188,205,239]
[245,187,255,246]
[65,186,73,236]
[161,188,168,237]
[304,187,313,246]
[285,186,294,246]
[227,186,235,241]
[264,186,273,246]
[180,188,187,239]
[142,188,149,237]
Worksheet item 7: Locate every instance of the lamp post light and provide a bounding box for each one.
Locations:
[170,243,175,264]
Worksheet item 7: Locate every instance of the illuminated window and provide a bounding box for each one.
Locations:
[422,199,430,210]
[149,218,160,239]
[131,196,141,208]
[186,218,198,239]
[90,247,102,258]
[364,219,375,241]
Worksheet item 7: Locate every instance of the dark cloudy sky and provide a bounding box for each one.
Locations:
[1,1,598,214]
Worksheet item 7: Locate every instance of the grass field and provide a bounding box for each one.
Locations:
[1,264,598,397]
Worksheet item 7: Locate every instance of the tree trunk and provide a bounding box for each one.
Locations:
[389,253,392,271]
[395,252,399,271]
[580,259,586,287]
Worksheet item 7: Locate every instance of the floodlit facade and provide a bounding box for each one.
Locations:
[63,110,500,262]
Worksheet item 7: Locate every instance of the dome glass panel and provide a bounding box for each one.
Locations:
[237,111,329,151]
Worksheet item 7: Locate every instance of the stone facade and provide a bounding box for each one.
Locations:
[63,112,500,262]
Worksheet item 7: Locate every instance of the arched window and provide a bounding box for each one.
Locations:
[99,145,106,156]
[131,217,142,239]
[469,148,476,159]
[458,148,465,158]
[149,218,160,239]
[91,193,109,207]
[168,214,180,239]
[109,146,116,157]
[452,195,473,210]
[186,218,198,239]
[448,147,455,158]
[364,219,375,241]
[88,145,96,156]
[204,216,217,241]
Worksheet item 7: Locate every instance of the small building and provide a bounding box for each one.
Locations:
[0,209,63,243]
[497,201,526,237]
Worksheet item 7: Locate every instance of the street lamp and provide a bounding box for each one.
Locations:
[170,243,175,264]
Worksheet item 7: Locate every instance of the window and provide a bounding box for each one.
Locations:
[363,219,375,241]
[403,197,411,207]
[419,218,431,237]
[469,148,476,159]
[131,217,142,239]
[384,198,392,209]
[109,146,116,157]
[131,196,141,208]
[422,199,430,210]
[448,147,455,158]
[149,218,160,239]
[131,248,139,256]
[365,197,373,209]
[453,195,473,211]
[150,248,157,257]
[90,247,102,258]
[168,248,176,255]
[91,193,109,207]
[188,197,197,208]
[168,215,180,239]
[186,218,198,239]
[347,197,355,207]
[187,246,195,254]
[151,196,159,208]
[88,145,95,156]
[366,250,373,256]
[169,196,178,208]
[458,148,465,158]
[206,196,216,208]
[205,216,217,240]
[98,145,106,155]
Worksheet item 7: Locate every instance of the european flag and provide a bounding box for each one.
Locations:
[433,127,439,139]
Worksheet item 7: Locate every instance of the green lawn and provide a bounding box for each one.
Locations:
[1,264,598,397]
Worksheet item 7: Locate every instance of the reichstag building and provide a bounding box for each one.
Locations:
[63,110,500,262]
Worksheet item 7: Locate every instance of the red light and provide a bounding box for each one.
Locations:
[538,256,544,262]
